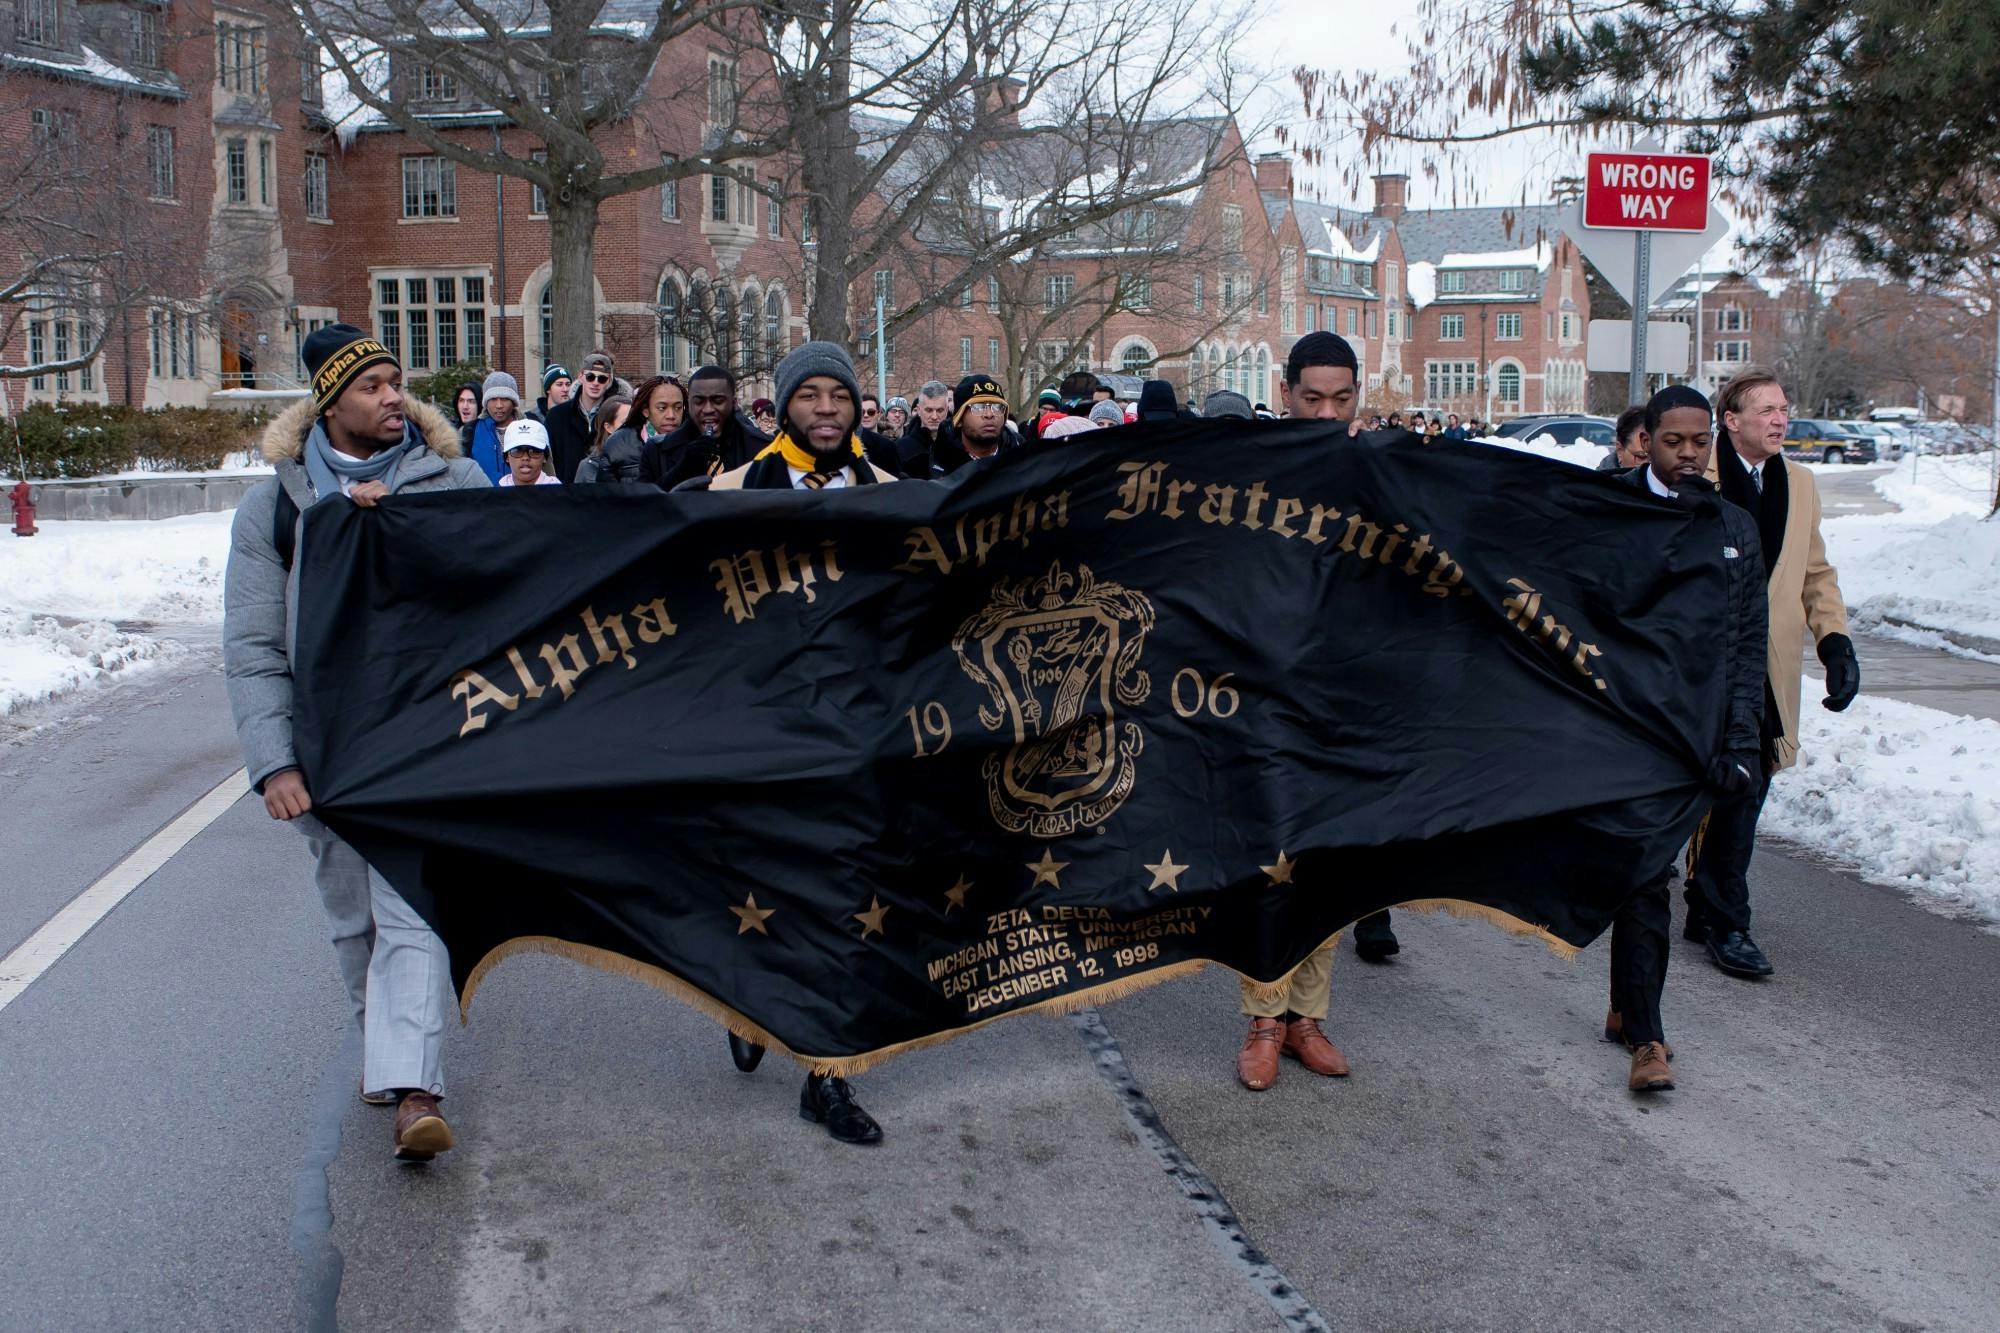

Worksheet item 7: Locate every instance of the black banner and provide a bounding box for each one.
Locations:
[293,423,1728,1072]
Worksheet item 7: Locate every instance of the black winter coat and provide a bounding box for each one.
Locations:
[576,425,646,484]
[637,412,772,490]
[542,396,601,485]
[1617,467,1768,761]
[896,420,954,472]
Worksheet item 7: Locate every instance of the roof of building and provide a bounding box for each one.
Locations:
[858,110,1233,257]
[1,44,185,100]
[1394,204,1564,269]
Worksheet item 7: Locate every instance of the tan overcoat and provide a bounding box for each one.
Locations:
[1707,451,1850,770]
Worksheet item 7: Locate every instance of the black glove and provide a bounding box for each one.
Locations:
[1706,751,1758,798]
[1818,632,1860,712]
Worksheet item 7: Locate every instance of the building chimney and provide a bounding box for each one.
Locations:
[1255,153,1294,198]
[1372,173,1408,220]
[979,78,1026,131]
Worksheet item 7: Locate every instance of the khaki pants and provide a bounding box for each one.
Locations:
[1239,940,1336,1020]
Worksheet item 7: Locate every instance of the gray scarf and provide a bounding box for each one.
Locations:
[304,419,414,505]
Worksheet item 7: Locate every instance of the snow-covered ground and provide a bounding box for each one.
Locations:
[1822,453,1999,659]
[1765,694,2000,924]
[0,511,233,716]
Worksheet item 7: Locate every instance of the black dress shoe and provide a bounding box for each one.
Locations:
[800,1073,883,1145]
[1353,913,1400,963]
[728,1034,765,1072]
[1682,913,1710,944]
[1706,929,1774,978]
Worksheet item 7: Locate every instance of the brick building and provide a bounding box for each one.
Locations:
[4,2,1597,422]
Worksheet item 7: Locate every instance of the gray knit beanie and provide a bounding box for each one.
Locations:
[773,341,863,432]
[481,370,521,405]
[1201,390,1253,419]
[1088,400,1126,426]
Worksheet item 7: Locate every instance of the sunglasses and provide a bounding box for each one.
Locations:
[582,371,610,384]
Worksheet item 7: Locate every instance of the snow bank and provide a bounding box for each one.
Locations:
[0,615,167,716]
[1822,453,1999,655]
[0,511,233,716]
[1765,694,2000,923]
[1472,432,1606,470]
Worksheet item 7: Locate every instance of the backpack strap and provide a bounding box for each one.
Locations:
[273,485,299,572]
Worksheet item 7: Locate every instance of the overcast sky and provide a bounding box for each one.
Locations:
[1237,0,1583,211]
[1236,0,1746,269]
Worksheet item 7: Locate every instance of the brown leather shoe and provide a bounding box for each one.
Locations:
[1237,1017,1284,1090]
[1282,1016,1350,1077]
[1628,1041,1675,1092]
[1604,1010,1673,1058]
[360,1083,396,1107]
[393,1091,454,1161]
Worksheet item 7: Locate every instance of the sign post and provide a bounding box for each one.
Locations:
[1582,149,1712,403]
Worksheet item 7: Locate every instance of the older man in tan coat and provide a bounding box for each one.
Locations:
[1689,368,1861,978]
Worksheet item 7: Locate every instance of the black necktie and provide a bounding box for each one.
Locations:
[799,471,834,489]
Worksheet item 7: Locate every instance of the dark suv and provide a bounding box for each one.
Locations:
[1783,419,1877,464]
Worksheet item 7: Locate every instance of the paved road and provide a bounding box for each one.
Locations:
[4,642,1998,1330]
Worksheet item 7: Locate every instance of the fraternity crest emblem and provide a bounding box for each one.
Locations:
[952,562,1153,838]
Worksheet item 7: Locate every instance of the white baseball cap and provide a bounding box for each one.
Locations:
[502,418,550,453]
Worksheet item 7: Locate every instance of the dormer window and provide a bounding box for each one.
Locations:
[16,0,59,47]
[419,65,458,102]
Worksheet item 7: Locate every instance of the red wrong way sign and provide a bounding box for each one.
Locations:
[1582,151,1711,232]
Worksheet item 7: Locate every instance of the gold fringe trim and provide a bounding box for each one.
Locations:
[456,900,1575,1077]
[1392,899,1581,961]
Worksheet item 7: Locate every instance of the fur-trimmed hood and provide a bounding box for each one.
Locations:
[259,395,464,464]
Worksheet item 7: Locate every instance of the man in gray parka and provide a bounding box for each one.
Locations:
[223,324,488,1162]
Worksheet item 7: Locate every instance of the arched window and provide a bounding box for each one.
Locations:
[538,285,553,365]
[740,287,760,367]
[764,289,783,362]
[1497,361,1522,404]
[657,279,680,374]
[1190,345,1205,396]
[713,282,734,368]
[1121,343,1149,374]
[1255,348,1270,404]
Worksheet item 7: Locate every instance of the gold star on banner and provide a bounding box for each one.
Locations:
[1144,849,1189,893]
[730,892,775,935]
[854,896,890,939]
[943,876,972,913]
[1027,849,1069,889]
[1261,850,1294,886]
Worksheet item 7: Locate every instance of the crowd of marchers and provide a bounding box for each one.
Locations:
[222,320,1858,1166]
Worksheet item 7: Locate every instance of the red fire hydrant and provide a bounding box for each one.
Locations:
[11,479,37,536]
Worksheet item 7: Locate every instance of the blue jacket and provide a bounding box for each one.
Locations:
[469,416,508,482]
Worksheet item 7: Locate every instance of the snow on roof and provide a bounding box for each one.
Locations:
[1314,216,1380,262]
[321,41,391,146]
[1437,241,1551,270]
[1407,261,1437,310]
[3,44,183,97]
[1753,274,1791,298]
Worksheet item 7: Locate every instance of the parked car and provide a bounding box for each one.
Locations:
[1844,419,1907,460]
[1836,420,1897,462]
[1782,419,1876,464]
[1492,415,1617,447]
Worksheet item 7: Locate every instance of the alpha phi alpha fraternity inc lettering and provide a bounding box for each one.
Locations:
[952,562,1153,839]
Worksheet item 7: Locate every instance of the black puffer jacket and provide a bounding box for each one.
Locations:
[637,412,772,490]
[576,425,646,484]
[1618,467,1768,760]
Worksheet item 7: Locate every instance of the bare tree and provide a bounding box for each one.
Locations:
[737,0,1264,347]
[297,0,802,367]
[0,102,203,395]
